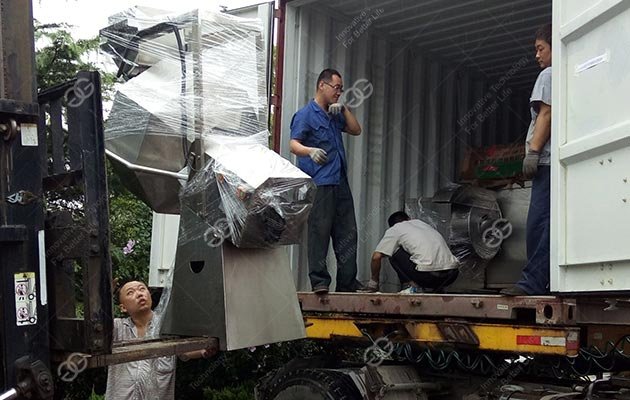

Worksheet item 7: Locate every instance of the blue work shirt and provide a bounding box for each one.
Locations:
[290,100,347,186]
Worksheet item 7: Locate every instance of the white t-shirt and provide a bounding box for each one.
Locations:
[375,219,459,272]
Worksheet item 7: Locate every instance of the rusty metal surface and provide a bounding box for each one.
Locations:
[0,0,37,102]
[73,337,219,369]
[575,298,630,325]
[298,292,577,326]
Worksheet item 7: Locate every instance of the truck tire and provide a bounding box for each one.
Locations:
[261,368,362,400]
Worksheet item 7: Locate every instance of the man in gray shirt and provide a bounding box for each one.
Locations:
[502,24,552,296]
[106,280,216,399]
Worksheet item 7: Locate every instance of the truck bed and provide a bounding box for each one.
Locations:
[297,292,630,358]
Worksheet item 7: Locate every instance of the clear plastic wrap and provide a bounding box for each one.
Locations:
[178,132,316,249]
[405,183,505,291]
[100,6,269,214]
[102,6,267,138]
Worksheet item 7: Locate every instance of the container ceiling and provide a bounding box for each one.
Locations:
[298,0,552,91]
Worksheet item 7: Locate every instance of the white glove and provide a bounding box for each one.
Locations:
[308,148,328,165]
[328,103,345,115]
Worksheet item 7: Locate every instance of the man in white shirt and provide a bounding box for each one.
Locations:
[362,212,459,293]
[106,280,217,400]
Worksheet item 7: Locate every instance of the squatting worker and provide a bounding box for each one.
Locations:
[361,212,459,294]
[502,24,552,296]
[289,68,364,294]
[106,280,217,400]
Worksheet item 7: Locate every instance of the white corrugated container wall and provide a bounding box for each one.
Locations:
[280,3,532,292]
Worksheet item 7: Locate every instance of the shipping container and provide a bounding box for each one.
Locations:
[276,0,546,292]
[273,0,630,294]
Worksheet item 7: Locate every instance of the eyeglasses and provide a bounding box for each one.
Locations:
[323,82,344,93]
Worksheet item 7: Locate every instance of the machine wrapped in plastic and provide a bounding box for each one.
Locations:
[179,133,316,249]
[100,6,269,214]
[100,6,315,248]
[405,184,504,291]
[99,6,309,349]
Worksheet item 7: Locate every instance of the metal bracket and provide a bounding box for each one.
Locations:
[11,356,54,400]
[0,99,40,142]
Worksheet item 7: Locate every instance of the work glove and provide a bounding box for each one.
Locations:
[522,149,540,179]
[328,103,345,115]
[308,147,328,165]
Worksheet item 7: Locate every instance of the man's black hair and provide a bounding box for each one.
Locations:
[535,24,552,47]
[316,68,342,91]
[388,211,410,227]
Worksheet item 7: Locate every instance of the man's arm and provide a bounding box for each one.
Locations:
[178,346,219,362]
[369,252,384,283]
[342,107,362,136]
[290,139,328,164]
[522,102,551,179]
[290,139,311,157]
[529,102,551,151]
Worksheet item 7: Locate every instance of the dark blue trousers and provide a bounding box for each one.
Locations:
[517,166,551,294]
[307,175,358,292]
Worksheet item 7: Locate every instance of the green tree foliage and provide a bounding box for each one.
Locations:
[107,162,152,285]
[35,21,115,93]
[35,21,150,286]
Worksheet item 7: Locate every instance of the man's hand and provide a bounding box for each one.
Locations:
[201,346,219,359]
[328,103,345,115]
[522,149,540,179]
[308,147,328,165]
[179,345,219,361]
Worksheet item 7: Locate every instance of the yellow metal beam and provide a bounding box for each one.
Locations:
[305,317,580,356]
[306,318,364,339]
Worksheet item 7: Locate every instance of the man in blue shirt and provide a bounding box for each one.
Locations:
[290,69,362,294]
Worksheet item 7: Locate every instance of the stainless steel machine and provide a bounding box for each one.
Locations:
[100,7,312,350]
[406,183,530,291]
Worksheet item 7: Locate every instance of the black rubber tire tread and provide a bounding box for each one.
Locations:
[262,368,362,400]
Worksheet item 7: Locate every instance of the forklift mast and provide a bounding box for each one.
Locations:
[0,0,52,398]
[0,1,117,398]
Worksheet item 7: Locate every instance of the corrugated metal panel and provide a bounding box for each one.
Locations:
[281,0,549,291]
